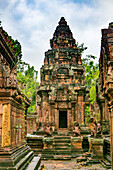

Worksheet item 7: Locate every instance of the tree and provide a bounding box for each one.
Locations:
[76,42,87,54]
[82,55,99,104]
[17,59,39,113]
[77,43,99,104]
[77,43,100,122]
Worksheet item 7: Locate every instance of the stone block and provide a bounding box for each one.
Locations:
[90,138,104,159]
[43,137,54,149]
[71,136,83,151]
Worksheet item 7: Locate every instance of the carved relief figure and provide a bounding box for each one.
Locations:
[73,122,81,137]
[44,123,52,137]
[96,121,102,138]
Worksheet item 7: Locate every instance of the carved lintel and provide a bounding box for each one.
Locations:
[2,104,11,147]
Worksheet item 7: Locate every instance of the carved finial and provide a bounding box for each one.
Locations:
[58,17,67,26]
[109,22,113,29]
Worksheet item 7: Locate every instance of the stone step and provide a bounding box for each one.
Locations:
[54,146,71,150]
[54,143,71,146]
[105,155,111,163]
[76,156,87,162]
[85,152,92,158]
[31,149,43,154]
[54,148,71,151]
[41,154,54,160]
[55,150,71,155]
[14,151,34,170]
[26,155,41,170]
[101,159,111,169]
[12,145,31,163]
[54,136,71,139]
[27,142,43,146]
[86,157,100,164]
[42,150,55,154]
[54,139,71,143]
[54,155,71,160]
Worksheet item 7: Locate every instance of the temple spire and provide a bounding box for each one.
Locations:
[50,17,76,49]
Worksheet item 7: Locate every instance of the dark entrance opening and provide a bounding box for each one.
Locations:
[82,137,89,152]
[59,111,67,128]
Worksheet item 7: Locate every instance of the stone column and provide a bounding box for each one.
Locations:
[55,108,58,130]
[68,109,71,129]
[110,104,113,170]
[2,104,11,147]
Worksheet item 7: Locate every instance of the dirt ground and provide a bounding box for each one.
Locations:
[42,159,110,170]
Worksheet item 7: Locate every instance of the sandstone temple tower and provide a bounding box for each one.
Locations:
[36,17,89,130]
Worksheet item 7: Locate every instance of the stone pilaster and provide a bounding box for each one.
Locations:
[90,138,104,159]
[71,136,83,156]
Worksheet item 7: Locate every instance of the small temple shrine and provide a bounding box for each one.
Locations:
[36,17,89,131]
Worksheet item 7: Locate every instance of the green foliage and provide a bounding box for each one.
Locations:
[17,59,39,113]
[76,42,87,54]
[77,42,99,104]
[77,43,100,119]
[82,55,99,104]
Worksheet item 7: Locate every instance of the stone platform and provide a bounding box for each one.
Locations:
[27,134,88,160]
[27,134,111,168]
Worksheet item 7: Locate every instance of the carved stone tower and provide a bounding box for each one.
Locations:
[36,17,89,130]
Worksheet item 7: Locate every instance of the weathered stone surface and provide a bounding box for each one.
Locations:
[42,159,107,170]
[27,112,37,134]
[71,136,83,151]
[43,137,54,149]
[96,22,113,168]
[90,138,104,159]
[27,134,43,154]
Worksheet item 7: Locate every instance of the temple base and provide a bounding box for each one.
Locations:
[0,144,42,169]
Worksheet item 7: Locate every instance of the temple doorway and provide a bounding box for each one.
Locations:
[59,111,67,128]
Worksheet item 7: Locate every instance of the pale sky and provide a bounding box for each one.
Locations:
[0,0,113,81]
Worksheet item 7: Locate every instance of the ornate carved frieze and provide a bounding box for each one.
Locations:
[2,104,11,147]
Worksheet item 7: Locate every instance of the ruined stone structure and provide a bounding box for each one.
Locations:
[36,17,89,131]
[96,22,113,169]
[0,27,42,169]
